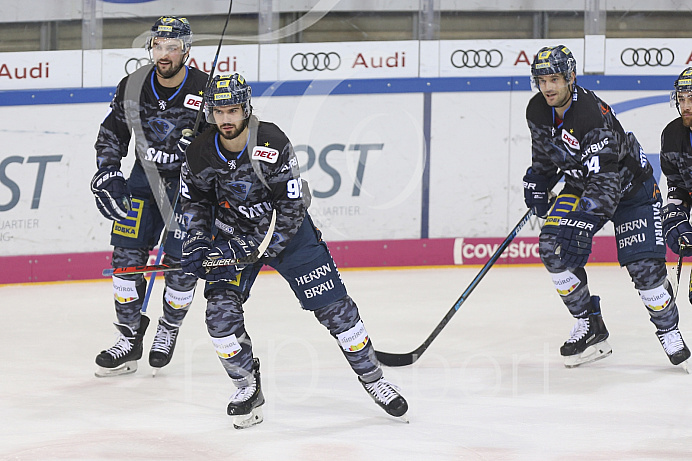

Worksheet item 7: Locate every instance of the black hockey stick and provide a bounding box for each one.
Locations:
[103,210,276,276]
[187,0,234,136]
[375,173,563,367]
[672,240,691,300]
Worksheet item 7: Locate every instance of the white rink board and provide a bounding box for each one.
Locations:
[0,86,677,256]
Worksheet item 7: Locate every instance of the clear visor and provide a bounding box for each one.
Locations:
[146,36,189,53]
[531,73,571,92]
[671,90,692,108]
[204,104,248,125]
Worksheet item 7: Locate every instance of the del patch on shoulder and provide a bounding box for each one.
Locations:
[183,94,203,110]
[252,146,279,164]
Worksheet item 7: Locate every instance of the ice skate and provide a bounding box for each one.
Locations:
[656,328,691,372]
[359,376,409,421]
[95,316,150,377]
[560,297,611,368]
[227,358,265,429]
[149,317,180,376]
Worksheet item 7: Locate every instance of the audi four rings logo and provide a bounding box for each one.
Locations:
[620,47,674,67]
[290,52,341,71]
[125,57,153,75]
[451,49,503,68]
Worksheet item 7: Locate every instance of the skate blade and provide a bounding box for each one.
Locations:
[397,414,410,424]
[152,368,160,377]
[564,340,613,368]
[232,407,263,429]
[680,361,690,374]
[94,360,138,377]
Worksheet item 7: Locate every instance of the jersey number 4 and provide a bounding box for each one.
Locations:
[584,156,601,174]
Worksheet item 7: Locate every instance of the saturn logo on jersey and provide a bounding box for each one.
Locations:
[561,129,580,151]
[252,146,279,163]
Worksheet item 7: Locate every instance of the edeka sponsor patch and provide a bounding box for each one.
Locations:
[112,198,144,239]
[336,320,370,353]
[544,194,580,228]
[211,333,242,359]
[251,146,279,163]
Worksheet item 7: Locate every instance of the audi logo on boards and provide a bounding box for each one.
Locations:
[450,49,503,68]
[125,57,152,75]
[290,52,341,71]
[620,47,674,67]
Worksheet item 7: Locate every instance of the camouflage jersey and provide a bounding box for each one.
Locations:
[94,64,208,177]
[660,117,692,206]
[526,84,652,220]
[180,116,308,259]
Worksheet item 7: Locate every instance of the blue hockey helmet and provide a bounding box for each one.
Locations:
[531,45,577,86]
[145,17,192,52]
[204,73,253,123]
[672,67,692,113]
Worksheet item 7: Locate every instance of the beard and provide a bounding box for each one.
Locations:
[217,117,249,140]
[155,60,184,79]
[682,112,692,128]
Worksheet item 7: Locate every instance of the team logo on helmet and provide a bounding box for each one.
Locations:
[204,73,253,123]
[145,16,192,52]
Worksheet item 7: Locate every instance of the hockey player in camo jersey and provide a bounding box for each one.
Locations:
[523,45,690,369]
[179,73,408,428]
[661,68,692,304]
[91,17,209,377]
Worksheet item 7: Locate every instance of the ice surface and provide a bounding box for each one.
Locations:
[2,265,691,460]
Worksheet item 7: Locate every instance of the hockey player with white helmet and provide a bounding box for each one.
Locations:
[179,73,408,428]
[523,45,690,369]
[91,16,209,377]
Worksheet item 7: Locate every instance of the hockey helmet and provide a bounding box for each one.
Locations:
[530,45,577,86]
[671,67,692,112]
[145,16,192,52]
[204,73,253,123]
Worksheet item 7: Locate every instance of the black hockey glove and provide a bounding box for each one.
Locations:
[90,166,131,221]
[555,211,602,268]
[522,169,551,218]
[181,231,213,279]
[662,203,692,256]
[176,128,195,158]
[204,235,258,282]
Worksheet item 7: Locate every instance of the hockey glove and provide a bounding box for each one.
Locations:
[555,211,602,268]
[204,235,258,282]
[522,169,551,218]
[181,231,213,279]
[90,166,131,221]
[662,203,692,256]
[177,128,195,158]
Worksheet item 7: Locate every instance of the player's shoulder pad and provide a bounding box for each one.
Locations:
[185,127,218,175]
[251,121,291,164]
[526,92,552,125]
[661,117,688,150]
[187,66,209,84]
[571,86,610,131]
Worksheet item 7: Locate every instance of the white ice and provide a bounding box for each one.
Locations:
[2,265,692,460]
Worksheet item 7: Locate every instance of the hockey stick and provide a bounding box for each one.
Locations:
[103,209,276,276]
[139,2,234,310]
[375,173,564,367]
[671,241,691,300]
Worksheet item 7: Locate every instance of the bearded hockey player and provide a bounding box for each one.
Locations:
[91,17,208,377]
[523,45,690,370]
[178,73,408,428]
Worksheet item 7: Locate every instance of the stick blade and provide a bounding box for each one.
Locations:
[375,349,419,367]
